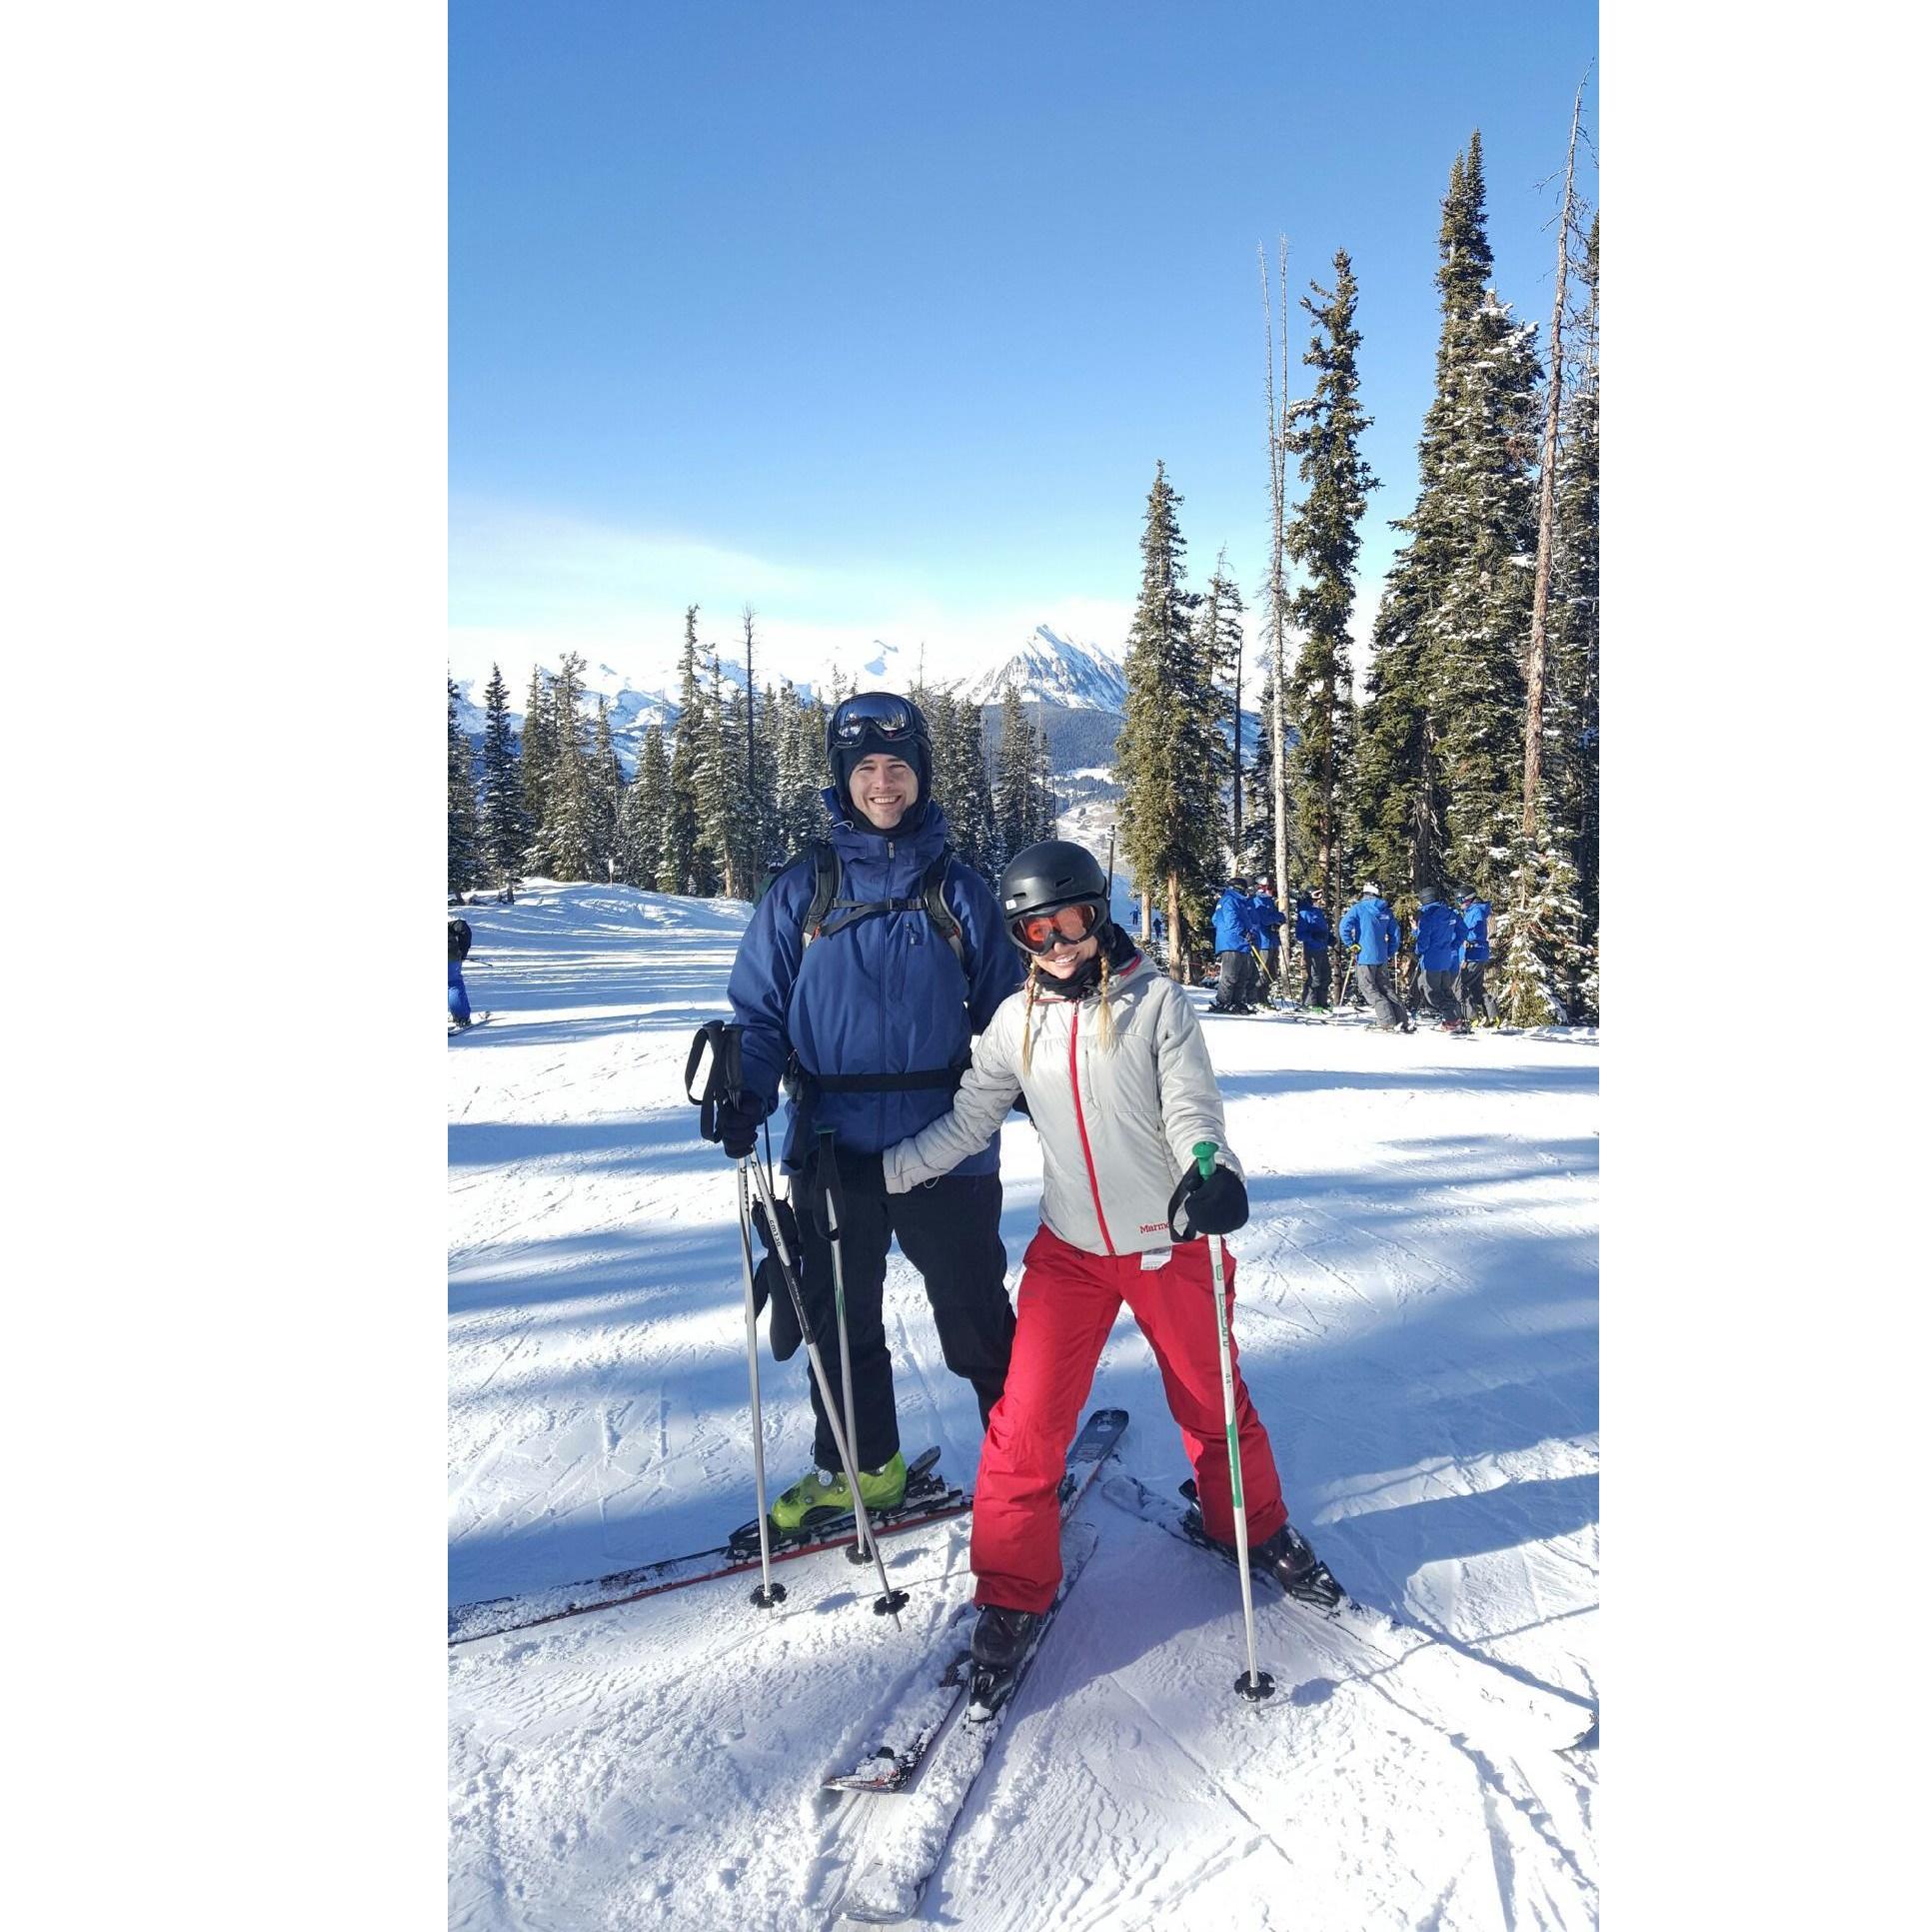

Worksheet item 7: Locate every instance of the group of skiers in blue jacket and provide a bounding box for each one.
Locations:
[1205,875,1498,1034]
[1334,882,1497,1033]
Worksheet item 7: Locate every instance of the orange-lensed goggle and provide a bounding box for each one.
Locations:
[1008,902,1103,953]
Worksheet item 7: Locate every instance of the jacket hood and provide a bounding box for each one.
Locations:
[819,786,950,865]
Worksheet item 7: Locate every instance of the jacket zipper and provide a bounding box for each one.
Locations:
[1067,1004,1115,1255]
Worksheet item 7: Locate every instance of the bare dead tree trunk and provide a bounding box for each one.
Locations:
[1260,240,1292,903]
[743,605,759,891]
[1523,83,1585,842]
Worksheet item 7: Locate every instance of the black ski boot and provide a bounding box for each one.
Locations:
[966,1603,1043,1720]
[1249,1522,1343,1610]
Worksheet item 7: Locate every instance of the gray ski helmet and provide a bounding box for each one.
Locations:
[826,690,933,800]
[999,840,1108,924]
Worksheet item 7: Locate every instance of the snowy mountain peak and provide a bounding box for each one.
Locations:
[963,626,1128,713]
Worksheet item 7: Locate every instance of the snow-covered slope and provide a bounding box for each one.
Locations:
[448,883,1599,1930]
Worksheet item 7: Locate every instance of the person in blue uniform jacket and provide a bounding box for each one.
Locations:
[720,692,1024,1528]
[1207,876,1260,1012]
[1293,890,1332,1008]
[1414,886,1470,1032]
[1338,884,1412,1032]
[1458,890,1499,1023]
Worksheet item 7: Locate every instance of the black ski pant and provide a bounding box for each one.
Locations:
[1460,960,1499,1021]
[1423,967,1463,1024]
[1356,960,1408,1030]
[791,1169,1014,1473]
[1301,946,1331,1006]
[1214,949,1249,1009]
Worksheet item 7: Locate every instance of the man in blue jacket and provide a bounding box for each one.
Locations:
[1415,885,1471,1032]
[1338,882,1412,1032]
[1249,883,1287,1001]
[1293,890,1332,1008]
[1207,875,1259,1012]
[1458,889,1499,1023]
[721,692,1023,1527]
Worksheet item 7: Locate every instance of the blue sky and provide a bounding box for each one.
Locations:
[451,1,1597,685]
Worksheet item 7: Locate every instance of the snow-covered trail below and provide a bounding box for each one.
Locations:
[449,882,1598,1930]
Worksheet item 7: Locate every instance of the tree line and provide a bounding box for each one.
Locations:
[447,605,1058,905]
[1114,119,1598,1024]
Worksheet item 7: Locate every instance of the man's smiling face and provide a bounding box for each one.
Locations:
[849,753,919,831]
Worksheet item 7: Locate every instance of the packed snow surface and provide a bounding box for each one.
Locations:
[449,882,1598,1930]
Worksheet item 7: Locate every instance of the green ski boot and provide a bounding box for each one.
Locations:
[770,1451,909,1531]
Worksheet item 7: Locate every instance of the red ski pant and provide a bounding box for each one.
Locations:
[970,1222,1288,1614]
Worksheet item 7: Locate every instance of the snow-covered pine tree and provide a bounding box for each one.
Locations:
[1283,250,1377,919]
[1551,213,1599,990]
[660,606,713,896]
[531,653,600,881]
[618,723,669,889]
[448,678,481,896]
[1113,462,1219,971]
[993,685,1037,864]
[1030,698,1056,845]
[478,663,528,900]
[1198,551,1246,861]
[519,665,555,853]
[1496,828,1585,1026]
[769,681,819,863]
[695,644,740,896]
[590,696,625,881]
[1356,135,1535,903]
[918,685,997,883]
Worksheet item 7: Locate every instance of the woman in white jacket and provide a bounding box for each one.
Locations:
[825,841,1338,1681]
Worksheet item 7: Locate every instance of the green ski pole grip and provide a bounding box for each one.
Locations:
[1192,1140,1217,1180]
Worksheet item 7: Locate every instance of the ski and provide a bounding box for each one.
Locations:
[835,1522,1101,1924]
[823,1406,1126,1795]
[449,1011,493,1033]
[449,1447,963,1645]
[1103,1472,1594,1752]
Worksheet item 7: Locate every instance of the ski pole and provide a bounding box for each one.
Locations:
[813,1126,868,1566]
[711,1020,908,1621]
[733,1162,784,1608]
[1190,1140,1273,1703]
[743,1146,908,1621]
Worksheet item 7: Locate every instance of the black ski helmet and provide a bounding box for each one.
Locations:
[825,691,933,801]
[998,840,1108,925]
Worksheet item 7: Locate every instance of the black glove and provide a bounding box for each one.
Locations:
[718,1094,768,1160]
[1167,1162,1249,1240]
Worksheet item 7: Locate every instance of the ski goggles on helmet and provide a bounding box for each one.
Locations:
[830,693,921,746]
[1009,900,1103,954]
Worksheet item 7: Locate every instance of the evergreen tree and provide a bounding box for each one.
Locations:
[919,684,999,884]
[519,665,555,849]
[1197,553,1246,861]
[1355,134,1536,904]
[993,685,1037,863]
[590,695,625,881]
[1282,251,1377,918]
[660,606,714,895]
[695,644,742,895]
[447,679,480,897]
[477,662,527,900]
[1496,827,1585,1026]
[1551,214,1600,986]
[619,722,669,889]
[531,653,599,881]
[1113,462,1220,967]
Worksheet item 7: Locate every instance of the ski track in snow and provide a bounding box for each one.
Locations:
[449,883,1599,1930]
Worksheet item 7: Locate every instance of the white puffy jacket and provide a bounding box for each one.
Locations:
[883,949,1243,1257]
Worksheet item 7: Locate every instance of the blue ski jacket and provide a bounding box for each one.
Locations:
[1460,900,1493,964]
[1338,895,1398,965]
[1294,905,1331,953]
[1211,887,1255,954]
[1415,900,1466,973]
[1248,893,1286,941]
[727,793,1022,1174]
